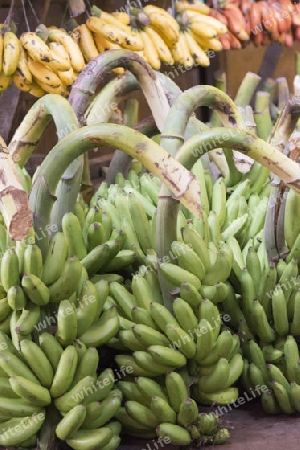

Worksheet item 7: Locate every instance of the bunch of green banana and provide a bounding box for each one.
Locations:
[116,370,230,446]
[0,330,123,449]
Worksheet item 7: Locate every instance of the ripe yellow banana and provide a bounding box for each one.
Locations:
[48,41,71,71]
[183,32,210,66]
[16,45,32,84]
[48,29,85,72]
[144,27,174,65]
[76,24,99,62]
[172,32,193,68]
[144,5,180,47]
[0,33,3,72]
[0,70,11,91]
[111,11,131,25]
[86,16,143,51]
[3,32,20,76]
[27,58,62,87]
[139,29,160,70]
[176,1,210,15]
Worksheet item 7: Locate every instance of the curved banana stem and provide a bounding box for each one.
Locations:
[160,85,245,156]
[176,128,300,184]
[84,71,140,125]
[8,94,79,167]
[268,95,300,153]
[106,98,139,184]
[29,124,200,258]
[68,49,170,131]
[156,86,245,310]
[106,115,159,185]
[0,137,32,240]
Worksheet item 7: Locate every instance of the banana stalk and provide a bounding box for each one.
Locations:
[176,128,300,184]
[0,137,32,240]
[8,95,79,167]
[254,92,273,141]
[29,124,200,258]
[156,85,245,310]
[68,49,170,131]
[84,71,140,126]
[264,96,300,262]
[7,94,82,234]
[234,72,261,108]
[106,98,139,183]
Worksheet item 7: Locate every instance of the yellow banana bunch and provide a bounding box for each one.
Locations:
[143,5,180,48]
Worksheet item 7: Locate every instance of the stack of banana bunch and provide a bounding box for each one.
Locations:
[222,253,300,415]
[0,216,121,346]
[0,330,122,449]
[1,26,85,97]
[116,372,230,445]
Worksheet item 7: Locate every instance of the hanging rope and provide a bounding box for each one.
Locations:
[20,0,30,32]
[4,0,16,29]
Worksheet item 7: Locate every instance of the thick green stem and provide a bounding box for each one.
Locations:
[106,98,139,184]
[176,128,300,188]
[84,71,140,125]
[106,115,159,185]
[277,77,290,112]
[234,72,261,107]
[8,94,79,167]
[254,109,273,141]
[68,49,170,132]
[157,86,245,310]
[29,124,200,258]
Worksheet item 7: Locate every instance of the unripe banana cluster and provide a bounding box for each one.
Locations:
[116,372,230,446]
[0,330,122,449]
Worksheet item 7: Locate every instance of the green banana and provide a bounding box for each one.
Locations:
[66,427,112,450]
[252,300,276,343]
[118,381,150,407]
[136,376,168,403]
[38,332,63,371]
[202,250,231,285]
[23,244,43,278]
[159,262,201,290]
[109,281,136,320]
[1,248,20,292]
[133,351,173,376]
[150,395,177,424]
[178,397,198,426]
[197,358,230,393]
[272,285,289,336]
[171,240,205,280]
[291,289,300,335]
[131,306,158,329]
[119,330,148,351]
[62,212,87,260]
[284,188,300,251]
[56,404,87,440]
[84,389,122,429]
[7,286,26,311]
[79,306,119,347]
[42,233,68,284]
[164,323,196,359]
[128,192,152,253]
[148,345,187,368]
[149,302,179,332]
[56,299,78,346]
[224,353,244,388]
[131,274,156,310]
[0,297,11,321]
[71,347,99,388]
[290,381,300,412]
[179,281,202,307]
[271,380,295,414]
[48,255,84,302]
[156,423,192,445]
[87,222,105,252]
[21,273,49,306]
[165,371,189,413]
[9,375,51,407]
[261,389,281,414]
[182,226,210,271]
[172,297,198,334]
[283,335,299,383]
[194,319,215,364]
[197,412,219,435]
[0,349,40,384]
[125,400,158,428]
[20,339,54,388]
[76,280,99,337]
[54,376,95,413]
[50,345,78,398]
[0,413,45,446]
[195,387,239,406]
